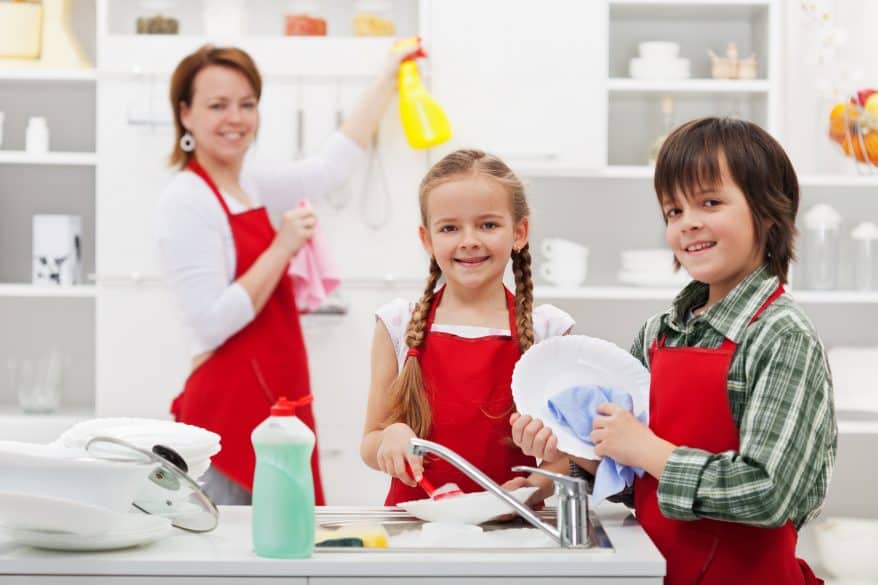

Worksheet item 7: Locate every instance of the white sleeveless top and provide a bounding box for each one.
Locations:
[375,293,575,370]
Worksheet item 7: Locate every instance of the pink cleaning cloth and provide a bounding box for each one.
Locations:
[288,199,341,313]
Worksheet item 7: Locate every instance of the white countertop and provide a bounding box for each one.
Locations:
[0,504,664,579]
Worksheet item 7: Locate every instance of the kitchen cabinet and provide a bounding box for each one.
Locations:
[426,0,607,171]
[605,0,778,168]
[0,3,98,416]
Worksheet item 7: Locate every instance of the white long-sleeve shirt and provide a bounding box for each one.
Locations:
[156,132,364,357]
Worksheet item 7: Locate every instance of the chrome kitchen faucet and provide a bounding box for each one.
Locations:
[408,438,591,548]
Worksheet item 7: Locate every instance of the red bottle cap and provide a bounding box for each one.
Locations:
[270,395,314,417]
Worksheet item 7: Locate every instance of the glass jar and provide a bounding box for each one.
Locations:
[353,0,395,37]
[136,0,179,35]
[284,0,327,36]
[802,204,842,290]
[852,222,878,291]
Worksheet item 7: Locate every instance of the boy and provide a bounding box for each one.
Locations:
[512,118,836,585]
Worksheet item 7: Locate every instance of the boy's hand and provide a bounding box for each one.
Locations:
[591,403,673,474]
[376,422,422,487]
[510,412,564,463]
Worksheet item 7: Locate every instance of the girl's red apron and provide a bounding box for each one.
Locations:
[385,286,536,505]
[171,159,325,505]
[634,285,820,585]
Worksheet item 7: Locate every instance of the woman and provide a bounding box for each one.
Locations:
[156,44,407,505]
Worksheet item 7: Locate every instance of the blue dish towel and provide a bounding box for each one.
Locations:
[547,385,646,504]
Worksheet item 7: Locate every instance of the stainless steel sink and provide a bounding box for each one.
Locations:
[314,506,614,552]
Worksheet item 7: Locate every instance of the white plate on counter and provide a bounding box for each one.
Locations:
[6,513,173,551]
[0,491,127,535]
[398,486,539,525]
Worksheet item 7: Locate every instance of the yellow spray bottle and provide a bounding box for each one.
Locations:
[393,37,451,149]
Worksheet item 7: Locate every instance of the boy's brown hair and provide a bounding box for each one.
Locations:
[384,149,534,437]
[653,117,799,283]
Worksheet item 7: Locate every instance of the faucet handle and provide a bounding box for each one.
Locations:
[511,466,588,499]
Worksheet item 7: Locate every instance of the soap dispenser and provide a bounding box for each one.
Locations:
[251,395,316,559]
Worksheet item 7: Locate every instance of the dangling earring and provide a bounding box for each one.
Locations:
[180,132,196,152]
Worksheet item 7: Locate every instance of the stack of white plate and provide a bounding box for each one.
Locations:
[54,418,221,513]
[0,441,172,551]
[618,249,691,287]
[55,418,221,481]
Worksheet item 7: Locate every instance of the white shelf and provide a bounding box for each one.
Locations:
[0,151,97,166]
[518,166,878,187]
[535,286,878,304]
[799,174,878,188]
[99,35,396,79]
[793,290,878,304]
[610,0,769,5]
[0,285,97,299]
[608,78,770,93]
[838,420,878,435]
[0,68,96,82]
[535,286,678,300]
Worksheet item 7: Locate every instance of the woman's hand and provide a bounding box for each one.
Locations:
[272,206,317,257]
[381,37,422,80]
[509,412,564,463]
[376,422,422,487]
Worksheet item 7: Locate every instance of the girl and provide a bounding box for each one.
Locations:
[361,149,575,505]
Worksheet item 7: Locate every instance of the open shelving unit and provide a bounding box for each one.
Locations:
[0,151,98,166]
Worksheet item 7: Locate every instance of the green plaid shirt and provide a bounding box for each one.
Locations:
[631,265,837,529]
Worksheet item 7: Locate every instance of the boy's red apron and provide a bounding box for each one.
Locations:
[170,159,325,505]
[634,285,820,585]
[385,285,536,505]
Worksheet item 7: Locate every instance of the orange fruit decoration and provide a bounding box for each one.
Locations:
[829,103,859,142]
[866,133,878,165]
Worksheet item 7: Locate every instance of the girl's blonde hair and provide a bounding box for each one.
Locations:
[384,149,534,437]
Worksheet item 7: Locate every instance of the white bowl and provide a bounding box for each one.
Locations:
[397,486,539,525]
[814,517,878,579]
[639,41,680,60]
[0,441,148,513]
[629,57,690,80]
[511,336,650,460]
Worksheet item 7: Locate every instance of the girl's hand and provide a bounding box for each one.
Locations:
[591,403,658,468]
[273,207,317,257]
[376,422,422,487]
[509,412,564,463]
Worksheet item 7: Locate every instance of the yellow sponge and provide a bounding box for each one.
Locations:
[315,524,388,548]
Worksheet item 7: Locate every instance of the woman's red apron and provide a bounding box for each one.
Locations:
[170,159,325,505]
[385,286,536,505]
[634,285,820,584]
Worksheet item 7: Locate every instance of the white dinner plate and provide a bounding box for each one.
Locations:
[7,513,173,551]
[397,486,539,525]
[511,335,650,460]
[0,491,130,535]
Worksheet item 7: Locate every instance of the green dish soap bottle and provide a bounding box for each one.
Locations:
[251,396,315,558]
